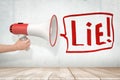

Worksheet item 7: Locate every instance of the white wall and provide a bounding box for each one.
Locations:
[0,0,120,67]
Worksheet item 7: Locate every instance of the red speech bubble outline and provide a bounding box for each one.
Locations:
[60,12,114,53]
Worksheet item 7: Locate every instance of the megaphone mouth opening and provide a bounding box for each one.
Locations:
[49,15,58,47]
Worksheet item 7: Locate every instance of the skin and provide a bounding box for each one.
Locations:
[0,39,30,53]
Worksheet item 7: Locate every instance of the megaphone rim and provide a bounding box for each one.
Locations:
[49,15,58,47]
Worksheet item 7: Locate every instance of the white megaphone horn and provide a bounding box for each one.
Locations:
[10,15,58,47]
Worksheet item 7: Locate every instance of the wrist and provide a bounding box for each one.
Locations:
[12,44,19,51]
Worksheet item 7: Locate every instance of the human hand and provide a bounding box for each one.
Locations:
[13,39,30,50]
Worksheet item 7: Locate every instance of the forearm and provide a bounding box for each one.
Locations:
[0,39,30,53]
[0,44,17,53]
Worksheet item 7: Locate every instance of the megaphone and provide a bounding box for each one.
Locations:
[10,15,58,47]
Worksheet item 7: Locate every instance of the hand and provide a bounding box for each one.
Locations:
[13,39,30,50]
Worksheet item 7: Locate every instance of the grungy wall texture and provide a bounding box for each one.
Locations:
[0,0,120,67]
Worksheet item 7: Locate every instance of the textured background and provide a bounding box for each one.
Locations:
[0,0,120,67]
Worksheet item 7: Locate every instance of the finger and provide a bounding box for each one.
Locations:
[27,43,31,46]
[27,41,31,45]
[25,39,30,43]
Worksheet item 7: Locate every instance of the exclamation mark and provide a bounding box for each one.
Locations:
[107,17,112,42]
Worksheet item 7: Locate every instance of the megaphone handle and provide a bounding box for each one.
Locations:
[19,35,28,41]
[19,35,30,51]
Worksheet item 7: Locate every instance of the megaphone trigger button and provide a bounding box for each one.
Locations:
[18,22,24,24]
